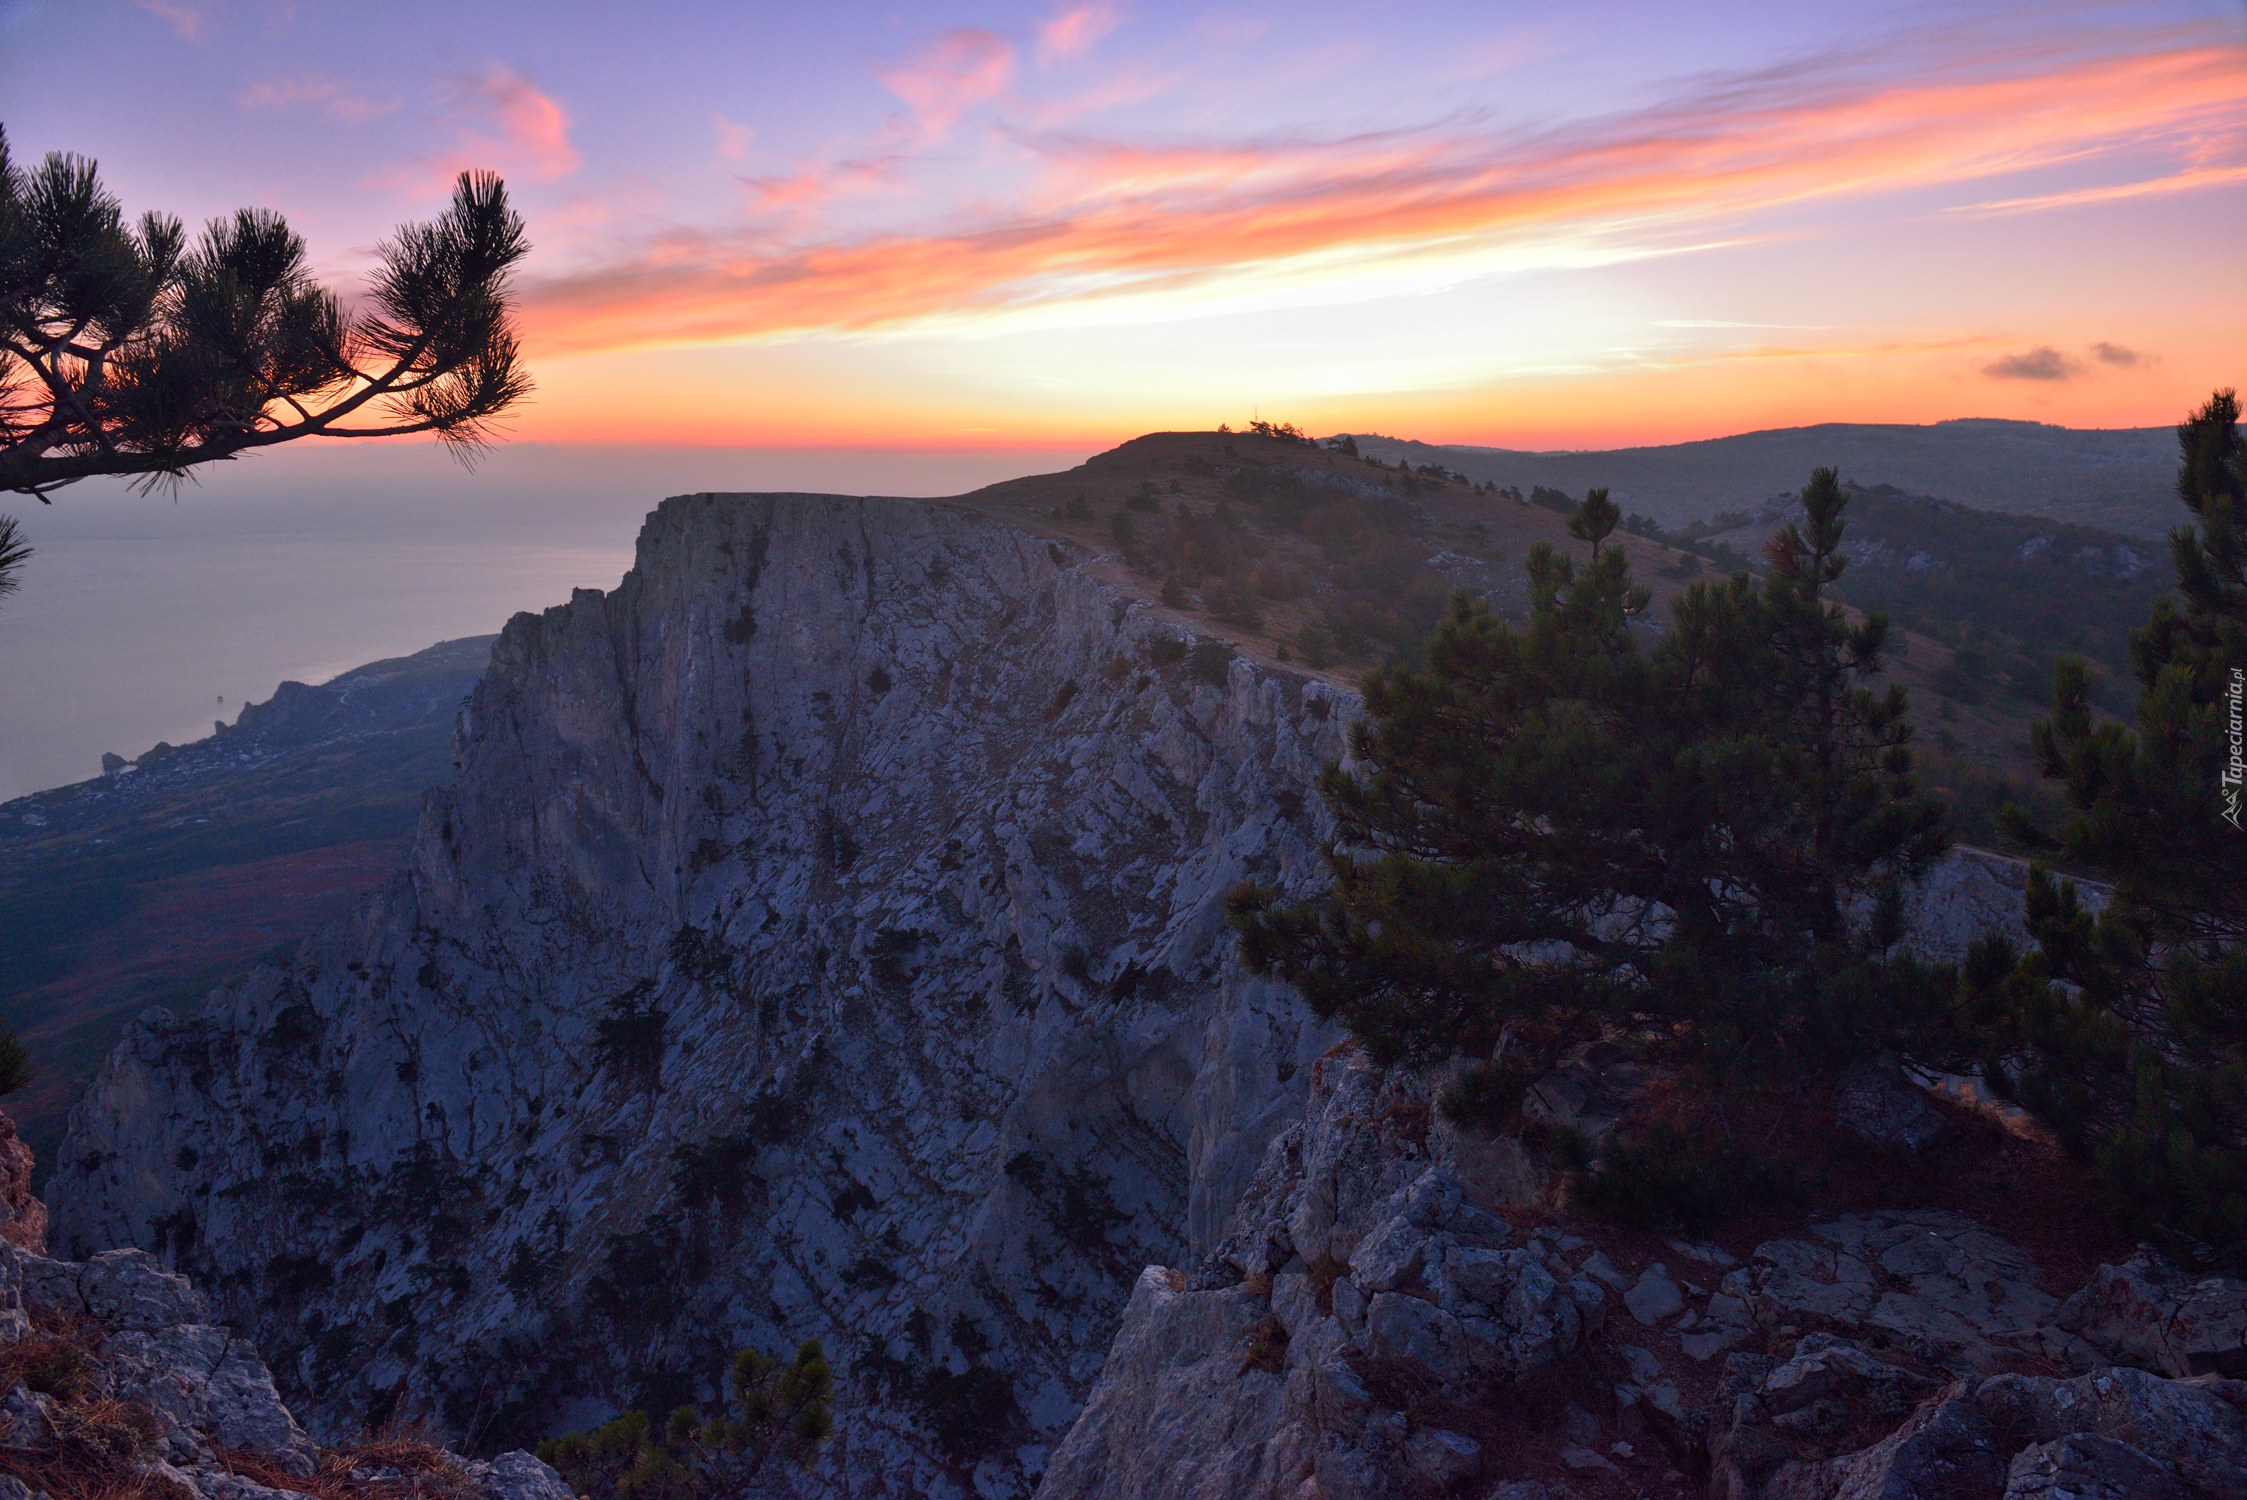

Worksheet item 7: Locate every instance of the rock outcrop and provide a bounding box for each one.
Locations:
[0,1116,45,1255]
[1050,1047,2247,1498]
[0,1237,570,1500]
[48,493,1351,1497]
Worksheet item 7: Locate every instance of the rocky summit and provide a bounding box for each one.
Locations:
[32,487,2247,1499]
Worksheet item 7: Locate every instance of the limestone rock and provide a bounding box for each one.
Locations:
[2003,1433,2187,1500]
[1522,1040,1658,1143]
[1825,1395,2009,1500]
[51,492,1355,1495]
[1626,1263,1684,1325]
[1974,1365,2247,1500]
[0,1112,46,1255]
[1744,1211,2059,1369]
[2056,1249,2247,1379]
[0,1241,554,1500]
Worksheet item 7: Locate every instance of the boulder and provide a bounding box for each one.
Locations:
[1626,1263,1685,1325]
[1744,1211,2061,1369]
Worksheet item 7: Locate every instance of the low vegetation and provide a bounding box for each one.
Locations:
[538,1342,833,1500]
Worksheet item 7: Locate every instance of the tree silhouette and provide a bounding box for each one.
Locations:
[1987,388,2247,1253]
[0,124,531,502]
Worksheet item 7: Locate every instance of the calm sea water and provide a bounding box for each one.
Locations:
[0,442,1091,800]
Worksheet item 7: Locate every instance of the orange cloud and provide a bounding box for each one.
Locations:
[451,65,579,181]
[519,38,2247,359]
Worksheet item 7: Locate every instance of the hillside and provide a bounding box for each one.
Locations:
[1678,482,2166,716]
[947,430,2076,841]
[0,636,492,1176]
[1344,418,2176,535]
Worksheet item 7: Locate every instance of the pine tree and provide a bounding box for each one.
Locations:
[1228,471,1946,1087]
[1,126,530,500]
[1565,486,1621,558]
[1993,389,2247,1253]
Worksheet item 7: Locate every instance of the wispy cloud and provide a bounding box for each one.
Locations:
[2091,340,2148,368]
[135,0,207,41]
[237,73,397,123]
[1984,346,2080,381]
[877,28,1015,143]
[1946,162,2247,215]
[519,36,2247,359]
[712,113,755,165]
[1038,3,1121,66]
[365,64,580,198]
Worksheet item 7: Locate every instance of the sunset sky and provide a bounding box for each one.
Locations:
[3,0,2242,449]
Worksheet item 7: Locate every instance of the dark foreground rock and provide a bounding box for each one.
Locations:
[0,1239,566,1500]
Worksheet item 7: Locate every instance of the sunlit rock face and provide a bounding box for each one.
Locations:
[49,492,1351,1499]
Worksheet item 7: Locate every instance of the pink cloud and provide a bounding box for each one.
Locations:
[1038,3,1121,65]
[877,29,1016,142]
[364,64,580,199]
[712,114,755,165]
[448,65,579,181]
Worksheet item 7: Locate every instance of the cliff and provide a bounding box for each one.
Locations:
[48,492,1352,1496]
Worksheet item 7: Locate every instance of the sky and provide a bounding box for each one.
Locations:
[4,0,2243,451]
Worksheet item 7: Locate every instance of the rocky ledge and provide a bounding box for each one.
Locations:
[0,1238,569,1500]
[1040,1056,2247,1500]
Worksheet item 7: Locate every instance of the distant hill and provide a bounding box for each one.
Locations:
[1653,482,2168,715]
[1345,419,2178,536]
[0,635,492,1179]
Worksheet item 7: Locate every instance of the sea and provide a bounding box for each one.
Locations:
[0,441,1091,801]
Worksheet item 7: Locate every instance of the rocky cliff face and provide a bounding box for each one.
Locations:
[48,493,1352,1497]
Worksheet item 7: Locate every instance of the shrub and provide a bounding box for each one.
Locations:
[912,1364,1018,1464]
[1559,1122,1808,1233]
[595,984,668,1089]
[1187,641,1233,687]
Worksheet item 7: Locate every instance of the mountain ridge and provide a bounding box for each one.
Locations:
[1342,418,2175,535]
